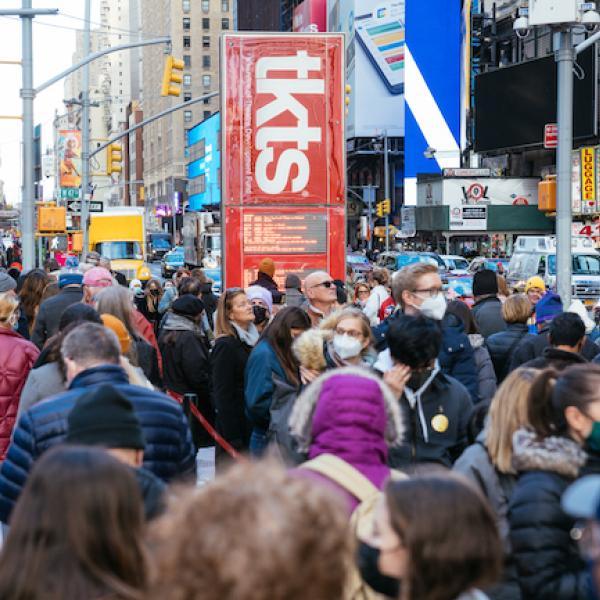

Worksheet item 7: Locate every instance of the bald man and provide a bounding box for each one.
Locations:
[303,271,337,326]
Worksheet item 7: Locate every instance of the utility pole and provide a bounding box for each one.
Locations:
[80,0,92,261]
[384,132,390,252]
[555,29,574,307]
[0,3,58,271]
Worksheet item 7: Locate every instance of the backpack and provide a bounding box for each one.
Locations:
[301,454,405,600]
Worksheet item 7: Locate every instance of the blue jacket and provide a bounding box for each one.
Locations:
[245,340,289,432]
[373,310,479,402]
[0,364,195,523]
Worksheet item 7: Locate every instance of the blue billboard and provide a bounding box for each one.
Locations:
[186,112,221,210]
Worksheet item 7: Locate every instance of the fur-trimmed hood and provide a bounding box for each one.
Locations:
[512,428,587,479]
[293,328,331,371]
[289,366,405,454]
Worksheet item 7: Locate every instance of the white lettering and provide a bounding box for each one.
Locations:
[255,148,309,194]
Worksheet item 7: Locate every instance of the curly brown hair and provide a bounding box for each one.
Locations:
[148,460,352,600]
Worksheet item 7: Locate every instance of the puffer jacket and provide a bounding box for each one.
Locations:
[0,328,39,461]
[0,364,195,523]
[454,436,520,600]
[373,310,478,402]
[486,323,534,382]
[468,334,497,403]
[508,429,590,599]
[17,361,65,417]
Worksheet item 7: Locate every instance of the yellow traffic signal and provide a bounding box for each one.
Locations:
[344,83,352,116]
[376,202,383,217]
[107,142,122,175]
[382,199,391,214]
[161,55,185,97]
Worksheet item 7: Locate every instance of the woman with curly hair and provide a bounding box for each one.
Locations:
[19,269,49,336]
[148,460,351,600]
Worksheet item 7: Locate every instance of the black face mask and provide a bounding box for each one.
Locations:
[253,305,268,325]
[150,289,160,296]
[407,367,434,391]
[356,541,401,599]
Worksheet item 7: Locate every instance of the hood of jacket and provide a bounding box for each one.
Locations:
[161,312,201,333]
[541,346,587,364]
[468,333,485,349]
[289,367,404,481]
[293,328,330,370]
[512,428,587,479]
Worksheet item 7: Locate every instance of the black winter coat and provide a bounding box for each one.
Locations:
[508,429,590,600]
[250,272,283,304]
[134,336,162,388]
[388,372,473,469]
[472,296,506,339]
[212,332,253,451]
[511,324,600,370]
[31,286,83,349]
[522,346,587,371]
[487,323,534,382]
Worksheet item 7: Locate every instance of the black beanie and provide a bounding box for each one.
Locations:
[66,384,145,450]
[472,269,498,297]
[172,294,204,317]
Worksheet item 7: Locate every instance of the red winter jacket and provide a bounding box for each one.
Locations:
[0,328,39,460]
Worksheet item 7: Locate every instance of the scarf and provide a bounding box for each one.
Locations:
[232,322,259,347]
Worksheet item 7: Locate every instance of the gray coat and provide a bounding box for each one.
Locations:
[284,288,305,307]
[454,438,520,600]
[18,362,66,418]
[469,334,497,403]
[472,296,506,339]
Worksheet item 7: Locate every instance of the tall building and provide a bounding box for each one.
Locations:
[141,0,233,219]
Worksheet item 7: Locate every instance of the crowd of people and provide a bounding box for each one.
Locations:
[2,253,600,599]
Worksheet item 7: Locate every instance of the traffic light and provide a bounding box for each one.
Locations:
[106,142,122,175]
[376,201,383,217]
[161,55,185,97]
[345,83,352,116]
[382,199,391,215]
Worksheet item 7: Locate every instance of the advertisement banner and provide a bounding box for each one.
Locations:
[449,205,487,231]
[328,0,404,138]
[187,113,221,210]
[293,0,326,32]
[57,130,82,189]
[221,34,345,288]
[581,146,596,213]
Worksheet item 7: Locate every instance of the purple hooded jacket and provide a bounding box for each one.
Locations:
[292,369,403,513]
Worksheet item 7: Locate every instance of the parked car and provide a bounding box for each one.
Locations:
[468,257,510,275]
[441,255,470,276]
[347,253,373,277]
[377,251,447,273]
[161,246,185,278]
[445,275,474,307]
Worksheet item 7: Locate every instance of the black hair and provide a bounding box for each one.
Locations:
[59,303,102,331]
[179,277,202,297]
[548,312,586,348]
[333,280,347,305]
[528,364,600,437]
[446,300,479,335]
[387,314,442,368]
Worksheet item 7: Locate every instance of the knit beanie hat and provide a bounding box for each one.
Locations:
[472,269,498,297]
[535,292,563,324]
[0,272,17,293]
[258,257,275,277]
[172,294,205,317]
[526,276,546,293]
[101,314,131,354]
[58,270,84,288]
[246,285,273,313]
[66,384,145,450]
[285,274,302,290]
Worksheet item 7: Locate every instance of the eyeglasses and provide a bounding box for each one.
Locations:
[311,280,335,289]
[335,327,363,339]
[412,287,443,298]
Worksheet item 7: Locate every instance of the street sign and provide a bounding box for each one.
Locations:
[60,188,80,199]
[66,199,103,213]
[544,123,558,149]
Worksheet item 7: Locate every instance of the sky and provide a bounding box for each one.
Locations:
[0,1,101,207]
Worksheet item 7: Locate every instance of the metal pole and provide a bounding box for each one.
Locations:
[555,29,574,307]
[367,187,373,252]
[20,0,34,271]
[384,132,390,252]
[80,0,91,260]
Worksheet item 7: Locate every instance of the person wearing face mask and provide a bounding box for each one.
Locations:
[508,364,600,599]
[358,474,502,600]
[135,278,163,337]
[373,263,478,402]
[246,285,273,334]
[159,294,214,448]
[0,292,39,462]
[212,289,258,453]
[381,314,473,469]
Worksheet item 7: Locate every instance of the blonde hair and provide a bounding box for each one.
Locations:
[320,307,374,345]
[485,368,537,474]
[148,460,351,600]
[497,275,509,298]
[214,289,247,338]
[501,293,532,324]
[0,292,19,325]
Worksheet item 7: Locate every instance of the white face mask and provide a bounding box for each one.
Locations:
[414,293,447,321]
[332,334,363,360]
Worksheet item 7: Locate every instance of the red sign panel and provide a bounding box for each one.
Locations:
[292,0,326,33]
[222,34,345,289]
[544,123,558,149]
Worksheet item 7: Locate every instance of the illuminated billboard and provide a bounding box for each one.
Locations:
[58,129,82,189]
[221,33,346,288]
[187,112,221,210]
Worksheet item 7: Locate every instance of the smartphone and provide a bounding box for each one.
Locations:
[355,5,405,95]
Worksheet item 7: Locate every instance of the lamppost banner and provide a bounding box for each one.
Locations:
[57,130,82,189]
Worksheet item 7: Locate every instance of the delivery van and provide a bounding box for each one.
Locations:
[507,235,600,306]
[88,207,151,283]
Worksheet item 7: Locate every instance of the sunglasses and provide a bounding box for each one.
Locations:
[312,280,335,289]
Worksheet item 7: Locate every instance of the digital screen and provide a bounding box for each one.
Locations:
[243,213,327,255]
[475,47,596,152]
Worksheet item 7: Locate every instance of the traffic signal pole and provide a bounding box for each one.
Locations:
[80,0,92,260]
[384,132,390,252]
